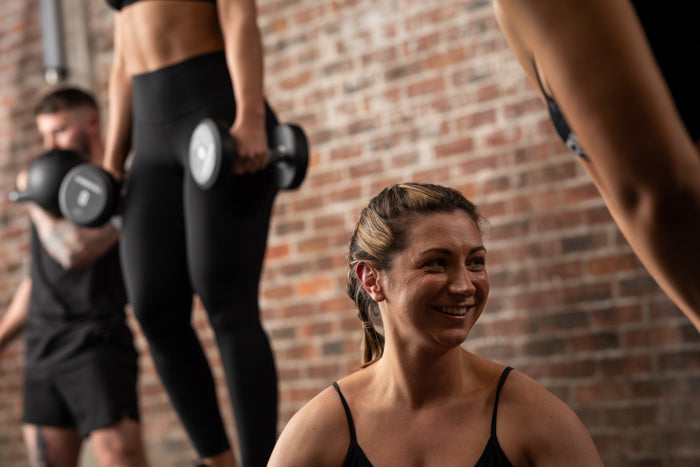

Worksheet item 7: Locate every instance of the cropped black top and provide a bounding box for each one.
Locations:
[105,0,214,12]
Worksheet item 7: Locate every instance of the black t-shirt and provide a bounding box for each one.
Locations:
[25,223,135,370]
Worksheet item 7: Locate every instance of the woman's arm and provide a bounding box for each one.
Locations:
[494,0,700,330]
[216,0,269,174]
[103,13,134,182]
[268,387,350,467]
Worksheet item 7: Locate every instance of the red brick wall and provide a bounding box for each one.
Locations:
[0,1,44,463]
[1,1,699,466]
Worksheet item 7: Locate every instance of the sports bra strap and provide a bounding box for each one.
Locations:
[334,370,513,446]
[531,58,553,100]
[491,367,513,438]
[333,382,358,444]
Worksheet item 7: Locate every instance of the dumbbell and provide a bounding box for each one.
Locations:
[8,149,84,217]
[188,118,309,190]
[58,164,121,227]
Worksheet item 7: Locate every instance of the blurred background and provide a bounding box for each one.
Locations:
[0,0,698,465]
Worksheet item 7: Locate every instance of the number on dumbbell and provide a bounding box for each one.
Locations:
[58,164,120,227]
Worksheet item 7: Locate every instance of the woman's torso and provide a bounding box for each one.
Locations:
[115,0,225,76]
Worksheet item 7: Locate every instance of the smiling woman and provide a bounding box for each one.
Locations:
[347,183,488,367]
[268,183,604,467]
[362,211,489,355]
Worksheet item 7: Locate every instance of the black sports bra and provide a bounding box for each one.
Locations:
[105,0,214,12]
[534,1,700,161]
[532,62,588,161]
[333,366,515,467]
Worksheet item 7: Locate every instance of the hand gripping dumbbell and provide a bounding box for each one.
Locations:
[8,149,84,217]
[188,118,309,190]
[58,163,121,227]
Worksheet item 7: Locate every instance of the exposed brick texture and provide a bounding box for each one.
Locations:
[1,0,699,465]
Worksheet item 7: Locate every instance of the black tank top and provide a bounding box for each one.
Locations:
[536,0,700,160]
[333,366,514,467]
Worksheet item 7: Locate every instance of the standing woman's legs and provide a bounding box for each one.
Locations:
[177,53,280,466]
[121,63,233,458]
[186,168,278,467]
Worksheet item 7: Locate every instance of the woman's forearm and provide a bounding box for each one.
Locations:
[103,15,134,180]
[218,0,266,125]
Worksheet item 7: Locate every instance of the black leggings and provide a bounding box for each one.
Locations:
[123,51,278,464]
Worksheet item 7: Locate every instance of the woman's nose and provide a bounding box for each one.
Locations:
[448,267,476,296]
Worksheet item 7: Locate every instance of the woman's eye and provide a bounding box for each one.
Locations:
[468,256,486,270]
[423,258,446,269]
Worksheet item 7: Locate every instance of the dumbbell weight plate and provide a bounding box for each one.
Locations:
[8,149,84,217]
[271,124,308,190]
[188,118,229,190]
[58,164,118,227]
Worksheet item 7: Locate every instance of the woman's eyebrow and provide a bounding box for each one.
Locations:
[417,246,486,256]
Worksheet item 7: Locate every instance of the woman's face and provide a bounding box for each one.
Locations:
[376,211,489,352]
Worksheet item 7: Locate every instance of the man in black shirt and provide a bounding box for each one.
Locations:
[0,87,148,466]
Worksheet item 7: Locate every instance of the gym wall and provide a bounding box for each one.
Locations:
[0,1,698,466]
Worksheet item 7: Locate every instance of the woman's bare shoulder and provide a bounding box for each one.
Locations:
[498,370,604,466]
[268,383,353,467]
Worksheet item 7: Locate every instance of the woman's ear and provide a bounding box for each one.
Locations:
[356,262,385,302]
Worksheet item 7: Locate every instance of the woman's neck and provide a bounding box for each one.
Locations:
[372,344,474,409]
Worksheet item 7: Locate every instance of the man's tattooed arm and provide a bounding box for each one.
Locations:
[27,204,120,270]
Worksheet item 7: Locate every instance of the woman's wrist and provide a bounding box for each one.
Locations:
[102,156,125,180]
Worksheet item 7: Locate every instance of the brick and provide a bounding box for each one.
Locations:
[434,137,476,158]
[482,127,522,148]
[623,325,684,348]
[575,381,628,403]
[601,355,653,377]
[563,181,600,204]
[586,252,640,276]
[658,350,700,372]
[457,109,497,130]
[571,332,620,352]
[523,337,567,357]
[549,359,596,378]
[407,76,446,98]
[531,309,591,332]
[297,276,334,297]
[265,243,291,260]
[561,231,608,254]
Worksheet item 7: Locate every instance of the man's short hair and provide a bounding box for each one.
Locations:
[34,87,98,116]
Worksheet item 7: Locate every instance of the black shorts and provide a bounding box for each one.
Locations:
[22,355,139,438]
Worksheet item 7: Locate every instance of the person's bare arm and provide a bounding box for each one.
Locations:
[0,278,32,351]
[217,0,269,174]
[268,387,351,467]
[103,14,133,182]
[27,204,119,270]
[494,0,700,330]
